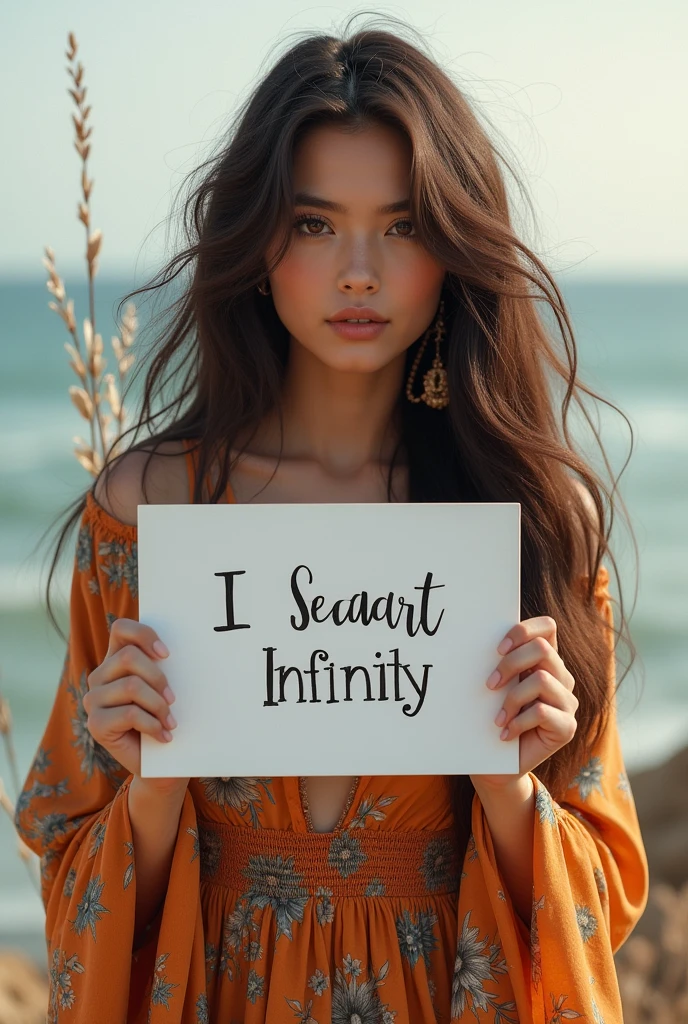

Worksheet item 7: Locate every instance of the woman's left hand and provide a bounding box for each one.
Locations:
[470,615,579,790]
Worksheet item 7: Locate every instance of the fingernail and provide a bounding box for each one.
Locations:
[162,729,173,742]
[500,727,509,740]
[165,713,177,729]
[486,670,501,689]
[495,709,507,726]
[497,638,513,655]
[153,640,169,658]
[163,686,175,704]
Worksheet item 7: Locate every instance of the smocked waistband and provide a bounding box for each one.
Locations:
[197,819,460,898]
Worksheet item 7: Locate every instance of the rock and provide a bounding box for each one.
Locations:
[628,744,688,888]
[0,950,48,1024]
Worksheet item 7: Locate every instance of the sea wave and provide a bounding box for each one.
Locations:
[0,563,70,611]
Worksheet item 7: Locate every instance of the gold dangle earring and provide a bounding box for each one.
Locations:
[405,300,449,409]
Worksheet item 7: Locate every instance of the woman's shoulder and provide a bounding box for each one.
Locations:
[91,438,192,530]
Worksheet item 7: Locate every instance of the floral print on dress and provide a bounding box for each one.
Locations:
[199,776,275,828]
[308,969,329,995]
[575,904,599,942]
[67,669,124,786]
[396,907,438,969]
[572,755,605,801]
[76,523,92,573]
[285,997,318,1022]
[195,992,210,1024]
[531,893,546,991]
[328,831,366,878]
[63,867,77,899]
[31,744,53,775]
[48,948,84,1022]
[450,911,516,1023]
[15,777,70,816]
[123,840,134,890]
[241,855,309,940]
[364,877,386,897]
[332,956,396,1024]
[535,786,558,826]
[546,993,582,1022]
[591,994,606,1023]
[420,835,456,892]
[199,825,223,877]
[349,792,398,828]
[88,820,106,858]
[151,953,179,1009]
[593,866,607,895]
[97,537,138,597]
[219,899,263,980]
[71,874,109,940]
[314,886,335,924]
[247,969,266,1003]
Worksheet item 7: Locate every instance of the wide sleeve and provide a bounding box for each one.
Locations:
[468,564,649,1024]
[14,494,208,1024]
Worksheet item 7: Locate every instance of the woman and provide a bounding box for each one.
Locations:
[16,20,648,1024]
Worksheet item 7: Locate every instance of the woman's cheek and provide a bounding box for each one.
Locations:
[393,263,445,319]
[273,249,328,302]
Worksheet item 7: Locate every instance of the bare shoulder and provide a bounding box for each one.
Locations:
[570,477,601,529]
[569,477,603,574]
[93,439,190,526]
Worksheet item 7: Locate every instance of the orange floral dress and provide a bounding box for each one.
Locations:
[15,442,649,1024]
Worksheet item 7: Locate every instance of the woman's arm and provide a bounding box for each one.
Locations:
[128,777,188,943]
[471,774,535,927]
[14,483,204,1022]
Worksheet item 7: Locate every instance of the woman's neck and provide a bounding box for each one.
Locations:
[249,338,407,476]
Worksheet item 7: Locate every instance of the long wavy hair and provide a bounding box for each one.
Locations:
[43,15,639,860]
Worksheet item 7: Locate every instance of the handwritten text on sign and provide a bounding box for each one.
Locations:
[138,502,520,777]
[216,565,444,717]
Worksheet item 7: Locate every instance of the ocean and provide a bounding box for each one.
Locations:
[0,275,686,947]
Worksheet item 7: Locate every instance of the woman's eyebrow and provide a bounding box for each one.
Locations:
[293,191,410,214]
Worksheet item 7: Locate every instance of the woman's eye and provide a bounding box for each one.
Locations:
[388,219,415,238]
[294,215,332,236]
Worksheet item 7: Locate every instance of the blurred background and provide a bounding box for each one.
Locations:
[1,1,686,1020]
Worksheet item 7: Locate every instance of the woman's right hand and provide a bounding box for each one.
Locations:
[84,617,189,796]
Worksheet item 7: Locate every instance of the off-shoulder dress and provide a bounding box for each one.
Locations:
[15,439,649,1023]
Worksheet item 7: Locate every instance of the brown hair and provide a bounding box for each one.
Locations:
[43,14,639,859]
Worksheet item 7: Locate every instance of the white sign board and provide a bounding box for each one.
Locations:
[138,503,520,777]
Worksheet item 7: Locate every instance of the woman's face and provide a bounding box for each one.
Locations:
[266,121,446,376]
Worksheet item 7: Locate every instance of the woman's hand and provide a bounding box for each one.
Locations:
[471,614,579,790]
[83,617,190,796]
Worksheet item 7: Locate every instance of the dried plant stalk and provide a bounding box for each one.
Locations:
[42,31,138,479]
[0,687,40,893]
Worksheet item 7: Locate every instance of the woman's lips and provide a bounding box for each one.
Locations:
[325,320,389,340]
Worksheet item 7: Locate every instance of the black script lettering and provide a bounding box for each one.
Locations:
[214,570,250,632]
[288,566,446,638]
[325,660,338,704]
[400,662,432,717]
[290,564,313,631]
[305,649,329,703]
[263,646,278,706]
[264,647,432,715]
[342,665,374,702]
[278,665,307,704]
[413,572,446,637]
[373,652,388,701]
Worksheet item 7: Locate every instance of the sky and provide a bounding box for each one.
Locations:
[1,0,686,281]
